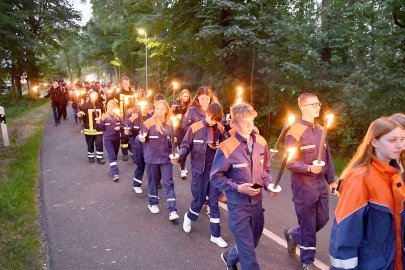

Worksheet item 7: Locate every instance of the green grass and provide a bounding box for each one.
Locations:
[0,125,45,270]
[0,93,48,122]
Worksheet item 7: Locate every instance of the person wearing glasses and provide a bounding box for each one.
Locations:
[283,93,337,270]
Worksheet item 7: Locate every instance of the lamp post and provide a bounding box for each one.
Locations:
[138,29,148,94]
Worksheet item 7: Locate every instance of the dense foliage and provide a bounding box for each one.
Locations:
[1,0,404,157]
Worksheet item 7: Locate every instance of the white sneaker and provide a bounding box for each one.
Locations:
[183,212,192,233]
[180,170,187,178]
[133,187,142,194]
[148,204,160,214]
[210,235,228,248]
[169,211,180,221]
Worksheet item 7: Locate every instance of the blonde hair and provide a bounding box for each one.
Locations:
[152,100,173,134]
[230,102,257,122]
[340,117,403,179]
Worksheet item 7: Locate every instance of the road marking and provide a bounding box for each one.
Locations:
[218,202,328,270]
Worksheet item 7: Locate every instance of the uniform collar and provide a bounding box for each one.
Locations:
[371,156,400,181]
[298,118,316,128]
[202,118,215,128]
[235,131,256,144]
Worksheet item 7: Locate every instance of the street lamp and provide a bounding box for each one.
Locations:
[138,29,148,93]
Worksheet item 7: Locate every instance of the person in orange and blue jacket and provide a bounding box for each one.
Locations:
[139,100,180,221]
[180,86,217,179]
[390,113,405,181]
[96,100,122,182]
[210,102,274,270]
[173,103,228,248]
[329,117,404,270]
[283,92,336,270]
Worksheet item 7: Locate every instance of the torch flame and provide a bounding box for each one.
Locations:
[235,86,243,104]
[286,148,297,162]
[75,90,80,97]
[325,114,334,129]
[32,86,39,92]
[113,108,120,116]
[124,97,128,104]
[172,81,179,90]
[287,115,296,126]
[170,116,179,128]
[139,101,147,111]
[90,91,97,102]
[147,90,152,98]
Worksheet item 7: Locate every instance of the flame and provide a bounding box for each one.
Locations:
[287,115,296,126]
[170,116,179,128]
[172,81,179,90]
[286,148,297,162]
[124,97,128,104]
[139,101,147,110]
[235,86,243,104]
[75,90,80,97]
[176,114,182,120]
[90,91,98,101]
[147,89,152,98]
[80,90,86,95]
[325,114,334,129]
[113,108,120,115]
[32,86,39,92]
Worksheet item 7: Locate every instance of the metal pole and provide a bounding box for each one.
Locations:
[145,33,148,92]
[0,106,10,147]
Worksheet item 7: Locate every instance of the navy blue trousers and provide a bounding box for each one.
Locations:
[146,163,176,212]
[187,163,222,237]
[105,138,120,175]
[225,202,264,270]
[291,192,329,264]
[132,138,146,187]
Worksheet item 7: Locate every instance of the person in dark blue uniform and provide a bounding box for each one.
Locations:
[139,100,179,221]
[210,102,273,270]
[180,86,217,179]
[173,103,228,247]
[283,92,336,270]
[96,100,122,181]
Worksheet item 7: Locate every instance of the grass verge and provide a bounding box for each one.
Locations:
[0,124,45,270]
[0,93,48,122]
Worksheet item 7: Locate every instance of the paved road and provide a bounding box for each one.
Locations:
[40,112,338,270]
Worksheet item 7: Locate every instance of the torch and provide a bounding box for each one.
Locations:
[169,116,179,159]
[268,148,297,193]
[312,114,334,167]
[90,91,100,119]
[172,81,179,105]
[138,101,148,138]
[235,86,243,105]
[270,114,296,154]
[32,86,39,97]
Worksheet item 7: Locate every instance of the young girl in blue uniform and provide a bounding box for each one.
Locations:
[96,100,122,182]
[174,103,228,247]
[180,86,217,178]
[140,100,179,221]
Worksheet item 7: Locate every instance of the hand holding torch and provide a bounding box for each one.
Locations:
[169,116,180,159]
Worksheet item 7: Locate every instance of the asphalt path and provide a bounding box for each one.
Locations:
[40,111,338,270]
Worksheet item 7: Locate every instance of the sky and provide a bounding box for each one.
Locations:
[71,0,93,26]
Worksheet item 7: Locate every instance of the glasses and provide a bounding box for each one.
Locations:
[302,102,321,108]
